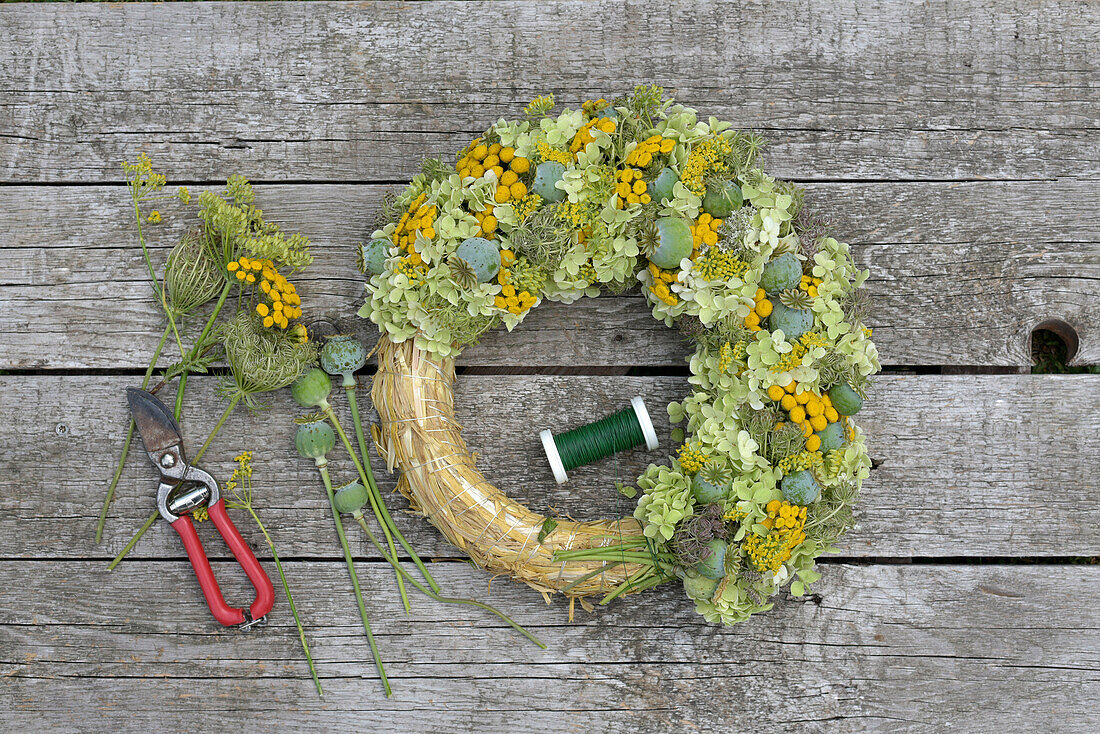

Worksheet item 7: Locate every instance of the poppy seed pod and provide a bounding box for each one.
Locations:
[291,368,332,409]
[295,416,335,461]
[321,335,368,387]
[333,481,370,517]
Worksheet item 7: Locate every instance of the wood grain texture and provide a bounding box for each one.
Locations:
[2,180,1097,369]
[3,2,1099,730]
[1,373,1096,561]
[1,1,1098,183]
[1,560,1097,733]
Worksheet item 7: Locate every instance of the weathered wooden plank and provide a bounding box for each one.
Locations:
[0,373,1096,561]
[1,561,1097,733]
[2,1,1098,183]
[2,181,1097,368]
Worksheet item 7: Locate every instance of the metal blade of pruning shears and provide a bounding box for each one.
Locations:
[127,387,186,463]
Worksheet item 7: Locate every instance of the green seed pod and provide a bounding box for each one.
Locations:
[691,470,728,505]
[760,252,802,293]
[357,239,388,276]
[295,416,335,460]
[649,167,678,203]
[702,180,743,218]
[828,383,864,416]
[781,469,821,505]
[816,421,846,452]
[694,538,728,580]
[768,301,815,340]
[531,161,567,203]
[291,368,332,409]
[321,334,367,386]
[643,217,693,269]
[454,237,501,282]
[333,481,370,516]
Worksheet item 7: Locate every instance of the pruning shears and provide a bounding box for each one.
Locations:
[127,388,275,629]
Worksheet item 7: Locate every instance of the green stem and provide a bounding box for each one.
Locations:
[249,507,323,697]
[107,395,240,568]
[107,511,158,571]
[171,280,232,426]
[600,566,653,606]
[131,194,162,302]
[345,384,407,612]
[321,403,441,594]
[174,372,188,422]
[95,323,172,543]
[352,515,545,649]
[193,394,241,465]
[193,281,232,353]
[318,462,391,697]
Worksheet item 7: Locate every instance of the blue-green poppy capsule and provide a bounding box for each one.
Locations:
[291,368,332,408]
[295,418,335,460]
[321,334,368,387]
[333,481,370,516]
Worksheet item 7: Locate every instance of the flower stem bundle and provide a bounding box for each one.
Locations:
[296,415,390,697]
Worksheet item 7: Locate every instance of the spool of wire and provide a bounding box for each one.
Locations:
[540,396,659,484]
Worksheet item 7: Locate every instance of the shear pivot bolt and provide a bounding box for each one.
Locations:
[160,454,176,468]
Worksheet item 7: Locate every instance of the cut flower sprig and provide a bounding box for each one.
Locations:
[222,451,323,698]
[105,167,317,566]
[296,414,390,697]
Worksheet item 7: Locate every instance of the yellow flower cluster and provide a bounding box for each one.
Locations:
[647,262,680,306]
[768,379,842,450]
[625,134,676,168]
[396,256,426,282]
[493,249,537,315]
[228,256,303,329]
[676,442,708,475]
[695,247,748,283]
[147,210,162,224]
[470,203,498,239]
[770,331,828,375]
[223,451,254,495]
[800,273,822,298]
[392,192,437,257]
[556,200,588,229]
[690,211,723,250]
[570,116,616,153]
[743,499,807,574]
[743,288,773,331]
[615,167,652,208]
[718,341,735,372]
[681,138,733,196]
[513,193,542,220]
[577,259,599,285]
[777,450,824,475]
[535,140,572,168]
[458,138,525,179]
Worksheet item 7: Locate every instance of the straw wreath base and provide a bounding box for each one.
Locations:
[370,335,647,614]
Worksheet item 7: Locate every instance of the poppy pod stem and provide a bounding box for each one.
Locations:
[349,514,546,650]
[322,403,441,594]
[345,385,409,611]
[316,458,391,697]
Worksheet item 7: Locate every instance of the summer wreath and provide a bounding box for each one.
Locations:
[360,88,880,625]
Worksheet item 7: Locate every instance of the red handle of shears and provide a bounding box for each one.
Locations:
[170,499,275,627]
